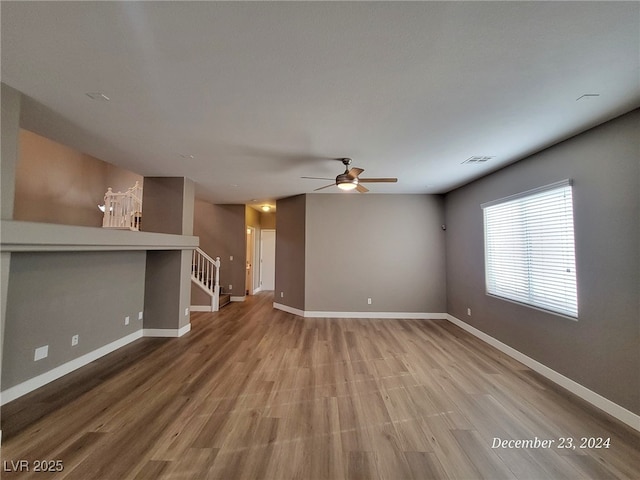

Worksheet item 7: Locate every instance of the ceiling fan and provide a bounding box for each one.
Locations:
[302,158,398,193]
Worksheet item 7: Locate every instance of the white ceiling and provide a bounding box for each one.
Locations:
[2,1,639,207]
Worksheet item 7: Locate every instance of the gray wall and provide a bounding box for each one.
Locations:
[275,195,306,310]
[142,177,191,235]
[191,201,246,303]
[1,83,22,396]
[1,83,21,221]
[3,251,146,389]
[144,250,191,330]
[445,109,639,415]
[142,177,195,330]
[305,194,446,313]
[191,203,275,305]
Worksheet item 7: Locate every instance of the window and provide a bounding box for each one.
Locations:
[482,180,578,318]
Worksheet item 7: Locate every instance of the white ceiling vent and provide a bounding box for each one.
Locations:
[85,92,110,101]
[462,156,494,165]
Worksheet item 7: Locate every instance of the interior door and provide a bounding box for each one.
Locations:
[260,229,276,291]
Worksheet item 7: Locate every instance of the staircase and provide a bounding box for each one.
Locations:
[101,181,143,231]
[191,248,230,311]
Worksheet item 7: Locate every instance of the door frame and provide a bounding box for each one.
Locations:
[245,226,255,295]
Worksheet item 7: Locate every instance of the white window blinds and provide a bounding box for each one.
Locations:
[482,180,578,318]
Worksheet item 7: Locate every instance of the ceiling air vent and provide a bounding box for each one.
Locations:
[85,92,110,101]
[462,156,494,165]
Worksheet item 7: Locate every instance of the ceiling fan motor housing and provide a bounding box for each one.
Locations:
[336,173,358,187]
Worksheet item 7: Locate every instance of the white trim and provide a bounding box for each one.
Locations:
[1,323,194,405]
[191,278,215,296]
[272,303,446,320]
[143,323,191,338]
[252,287,262,295]
[480,178,572,209]
[303,311,446,319]
[445,314,640,433]
[1,219,199,253]
[230,296,246,302]
[190,305,212,312]
[0,330,143,405]
[273,302,305,317]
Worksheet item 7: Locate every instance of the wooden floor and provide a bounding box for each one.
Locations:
[2,292,639,479]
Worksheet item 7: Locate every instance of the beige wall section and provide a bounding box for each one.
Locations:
[245,206,261,293]
[275,195,306,310]
[106,163,144,193]
[305,194,446,313]
[14,129,142,227]
[260,212,276,229]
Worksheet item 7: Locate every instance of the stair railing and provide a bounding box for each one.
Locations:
[191,247,221,311]
[102,181,143,231]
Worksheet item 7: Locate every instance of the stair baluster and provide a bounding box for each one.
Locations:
[191,247,223,311]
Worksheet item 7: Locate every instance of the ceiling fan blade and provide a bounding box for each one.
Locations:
[301,176,334,180]
[313,183,336,191]
[346,167,364,179]
[356,184,369,193]
[358,177,398,183]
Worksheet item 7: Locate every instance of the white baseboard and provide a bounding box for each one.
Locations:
[1,330,143,406]
[252,287,262,294]
[143,323,191,337]
[1,323,192,405]
[304,311,446,319]
[272,303,446,320]
[446,314,640,433]
[190,305,212,312]
[230,296,246,302]
[273,302,305,316]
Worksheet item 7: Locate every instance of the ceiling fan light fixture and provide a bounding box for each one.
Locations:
[304,158,396,193]
[337,181,358,191]
[336,172,358,191]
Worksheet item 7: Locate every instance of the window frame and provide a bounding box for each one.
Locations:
[481,179,579,320]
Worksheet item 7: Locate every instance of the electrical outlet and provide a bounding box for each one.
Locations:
[467,308,472,316]
[71,335,79,346]
[229,284,233,290]
[125,316,130,325]
[367,298,372,305]
[34,345,48,361]
[185,307,189,316]
[280,291,284,298]
[230,255,234,261]
[138,311,143,320]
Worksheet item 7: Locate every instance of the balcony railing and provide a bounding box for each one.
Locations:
[101,181,142,231]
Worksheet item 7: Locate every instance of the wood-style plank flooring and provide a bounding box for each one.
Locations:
[2,292,639,479]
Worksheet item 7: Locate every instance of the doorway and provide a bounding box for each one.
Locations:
[260,229,276,291]
[245,227,255,295]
